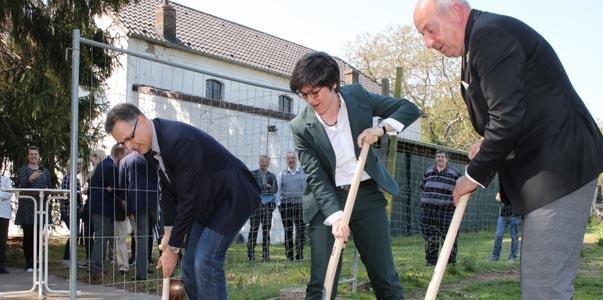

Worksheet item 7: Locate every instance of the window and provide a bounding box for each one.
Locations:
[279,95,293,113]
[206,79,223,100]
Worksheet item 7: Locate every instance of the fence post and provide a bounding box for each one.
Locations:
[69,28,80,300]
[383,68,403,219]
[381,77,400,220]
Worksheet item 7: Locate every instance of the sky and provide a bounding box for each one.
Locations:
[175,0,603,121]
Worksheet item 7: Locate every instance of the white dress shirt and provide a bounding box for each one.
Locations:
[316,94,404,226]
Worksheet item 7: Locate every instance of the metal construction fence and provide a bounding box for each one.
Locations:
[0,29,530,300]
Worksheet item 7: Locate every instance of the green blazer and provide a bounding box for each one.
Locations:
[290,83,420,223]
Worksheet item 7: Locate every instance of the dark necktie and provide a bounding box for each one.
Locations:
[144,150,159,170]
[144,151,173,192]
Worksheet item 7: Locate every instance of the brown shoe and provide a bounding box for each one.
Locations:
[91,271,106,281]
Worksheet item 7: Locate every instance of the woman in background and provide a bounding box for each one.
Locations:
[15,146,51,272]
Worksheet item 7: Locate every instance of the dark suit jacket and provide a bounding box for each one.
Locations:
[149,118,261,248]
[89,157,121,218]
[290,83,420,223]
[251,169,278,197]
[119,151,158,214]
[462,10,603,213]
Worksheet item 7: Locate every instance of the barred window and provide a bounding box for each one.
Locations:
[206,79,223,100]
[278,95,292,113]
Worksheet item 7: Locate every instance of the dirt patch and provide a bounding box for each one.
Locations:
[443,268,518,290]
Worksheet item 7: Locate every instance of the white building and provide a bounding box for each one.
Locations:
[94,0,422,242]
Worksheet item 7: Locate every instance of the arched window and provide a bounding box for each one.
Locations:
[206,79,223,100]
[279,95,293,113]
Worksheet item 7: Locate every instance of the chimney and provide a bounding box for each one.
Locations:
[155,0,177,41]
[344,69,359,84]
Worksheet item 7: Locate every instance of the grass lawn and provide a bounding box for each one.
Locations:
[4,218,602,299]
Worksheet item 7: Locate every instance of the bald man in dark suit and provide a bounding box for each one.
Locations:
[414,1,603,298]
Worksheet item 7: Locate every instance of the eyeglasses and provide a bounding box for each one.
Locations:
[298,87,323,100]
[121,118,138,145]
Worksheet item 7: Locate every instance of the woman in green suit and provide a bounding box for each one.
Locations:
[289,51,420,299]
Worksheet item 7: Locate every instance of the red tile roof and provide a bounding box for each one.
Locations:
[114,0,382,93]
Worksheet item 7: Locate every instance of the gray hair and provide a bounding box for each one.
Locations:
[111,143,126,157]
[417,0,471,12]
[105,103,144,133]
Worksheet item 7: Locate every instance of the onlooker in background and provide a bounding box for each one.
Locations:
[0,172,15,274]
[16,146,52,272]
[248,155,278,262]
[420,150,461,266]
[89,144,125,280]
[119,150,158,280]
[488,190,521,262]
[60,159,83,266]
[81,149,106,264]
[276,151,306,261]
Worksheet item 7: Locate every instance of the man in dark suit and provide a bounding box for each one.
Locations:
[104,103,260,300]
[414,1,603,298]
[289,51,420,299]
[89,144,125,280]
[118,151,158,280]
[247,155,278,262]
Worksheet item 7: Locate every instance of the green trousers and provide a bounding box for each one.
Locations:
[305,185,403,299]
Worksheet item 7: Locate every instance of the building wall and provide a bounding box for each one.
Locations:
[98,34,425,243]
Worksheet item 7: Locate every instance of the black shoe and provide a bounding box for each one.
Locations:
[295,254,304,261]
[0,267,9,274]
[130,276,147,281]
[128,257,135,265]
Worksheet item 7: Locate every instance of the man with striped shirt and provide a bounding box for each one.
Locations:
[420,150,461,266]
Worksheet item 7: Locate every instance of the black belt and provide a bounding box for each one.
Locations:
[336,179,375,191]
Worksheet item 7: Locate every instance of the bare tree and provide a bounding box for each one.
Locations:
[344,25,479,149]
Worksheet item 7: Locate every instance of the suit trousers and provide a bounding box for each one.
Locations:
[129,209,150,278]
[279,202,306,260]
[306,186,402,300]
[0,218,8,268]
[521,179,596,300]
[131,208,157,264]
[90,214,113,273]
[247,202,275,260]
